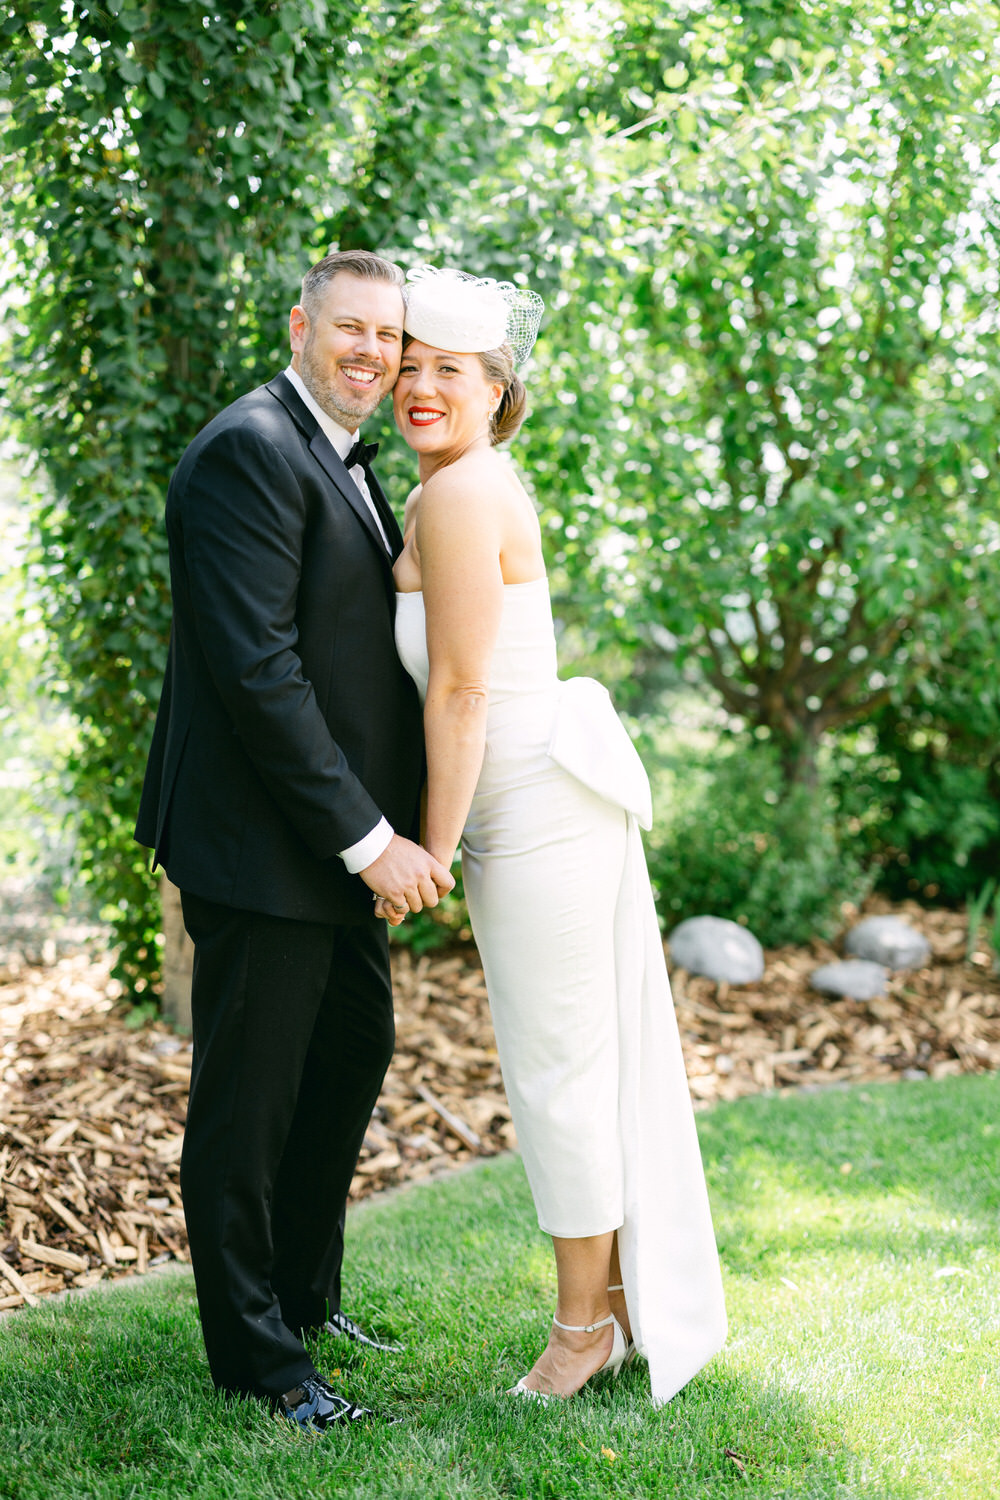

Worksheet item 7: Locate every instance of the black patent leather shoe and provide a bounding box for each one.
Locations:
[320,1309,403,1353]
[279,1374,379,1431]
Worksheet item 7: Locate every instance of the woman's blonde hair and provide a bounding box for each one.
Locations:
[478,344,527,446]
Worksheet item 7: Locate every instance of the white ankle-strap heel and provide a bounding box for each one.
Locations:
[508,1311,629,1398]
[553,1312,616,1335]
[550,1312,628,1379]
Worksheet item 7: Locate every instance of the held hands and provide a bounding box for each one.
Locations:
[373,899,408,928]
[361,834,454,927]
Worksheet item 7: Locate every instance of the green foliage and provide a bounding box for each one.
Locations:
[964,879,997,966]
[833,654,1000,904]
[337,0,544,481]
[0,0,539,995]
[840,740,1000,907]
[0,0,355,989]
[0,474,80,895]
[647,739,872,947]
[463,0,1000,789]
[329,0,533,254]
[444,0,1000,908]
[4,0,1000,988]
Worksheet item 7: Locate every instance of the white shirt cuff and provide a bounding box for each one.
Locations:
[340,817,394,874]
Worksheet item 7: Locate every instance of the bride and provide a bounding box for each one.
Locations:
[377,266,727,1402]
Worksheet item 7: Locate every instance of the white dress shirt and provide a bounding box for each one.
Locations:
[283,365,394,873]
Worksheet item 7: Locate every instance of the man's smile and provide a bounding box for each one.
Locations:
[340,363,381,388]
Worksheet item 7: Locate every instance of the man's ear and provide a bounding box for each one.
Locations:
[289,304,309,354]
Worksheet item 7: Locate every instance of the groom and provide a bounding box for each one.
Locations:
[136,249,452,1428]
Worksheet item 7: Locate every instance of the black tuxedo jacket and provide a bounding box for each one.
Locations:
[135,372,424,925]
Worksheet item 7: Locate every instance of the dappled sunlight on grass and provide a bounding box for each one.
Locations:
[717,1165,993,1272]
[1,1077,996,1498]
[698,1077,998,1499]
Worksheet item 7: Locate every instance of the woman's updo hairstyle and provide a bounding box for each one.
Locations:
[479,343,528,446]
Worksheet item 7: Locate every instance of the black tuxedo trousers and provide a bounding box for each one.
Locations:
[179,891,393,1399]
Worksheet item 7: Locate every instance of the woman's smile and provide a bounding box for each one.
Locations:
[393,340,502,474]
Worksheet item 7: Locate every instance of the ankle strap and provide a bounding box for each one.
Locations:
[607,1283,624,1292]
[552,1312,615,1334]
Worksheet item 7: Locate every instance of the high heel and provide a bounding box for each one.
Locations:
[508,1312,628,1398]
[552,1311,629,1380]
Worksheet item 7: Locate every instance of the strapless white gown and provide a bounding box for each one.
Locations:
[395,577,726,1404]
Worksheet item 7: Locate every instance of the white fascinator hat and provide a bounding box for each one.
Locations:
[404,265,544,365]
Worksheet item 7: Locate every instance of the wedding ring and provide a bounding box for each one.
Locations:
[372,892,406,913]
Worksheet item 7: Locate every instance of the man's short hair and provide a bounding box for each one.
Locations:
[300,249,405,317]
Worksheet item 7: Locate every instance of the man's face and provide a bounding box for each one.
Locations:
[289,273,405,431]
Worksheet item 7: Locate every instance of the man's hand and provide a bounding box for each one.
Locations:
[361,835,454,924]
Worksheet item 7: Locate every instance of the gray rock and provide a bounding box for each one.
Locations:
[810,959,889,1001]
[844,915,931,971]
[667,915,764,985]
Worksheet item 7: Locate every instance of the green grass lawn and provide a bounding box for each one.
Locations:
[2,1074,997,1499]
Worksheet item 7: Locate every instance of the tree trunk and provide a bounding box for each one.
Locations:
[777,727,822,794]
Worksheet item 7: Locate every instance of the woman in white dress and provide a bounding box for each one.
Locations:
[378,267,726,1402]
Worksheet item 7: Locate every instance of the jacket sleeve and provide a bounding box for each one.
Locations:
[175,421,384,860]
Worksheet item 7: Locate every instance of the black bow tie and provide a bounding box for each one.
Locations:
[344,438,379,473]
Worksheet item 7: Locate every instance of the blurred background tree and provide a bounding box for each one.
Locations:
[2,0,997,988]
[428,0,1000,940]
[1,0,350,986]
[0,0,522,986]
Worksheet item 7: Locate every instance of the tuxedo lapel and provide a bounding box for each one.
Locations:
[265,373,399,567]
[365,470,405,556]
[308,428,400,563]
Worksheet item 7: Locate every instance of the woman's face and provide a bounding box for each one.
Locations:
[393,341,503,459]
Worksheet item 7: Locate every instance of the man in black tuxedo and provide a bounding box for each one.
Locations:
[136,249,452,1429]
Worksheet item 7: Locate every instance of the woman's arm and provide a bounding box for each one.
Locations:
[417,461,505,867]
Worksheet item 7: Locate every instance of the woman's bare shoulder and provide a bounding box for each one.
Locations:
[420,449,521,507]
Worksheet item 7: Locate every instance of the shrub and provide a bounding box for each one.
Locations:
[646,740,872,948]
[834,704,1000,906]
[839,750,1000,906]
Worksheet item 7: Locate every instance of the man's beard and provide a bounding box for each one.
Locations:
[299,338,386,428]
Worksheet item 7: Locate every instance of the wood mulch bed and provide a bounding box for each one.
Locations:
[1,896,997,1311]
